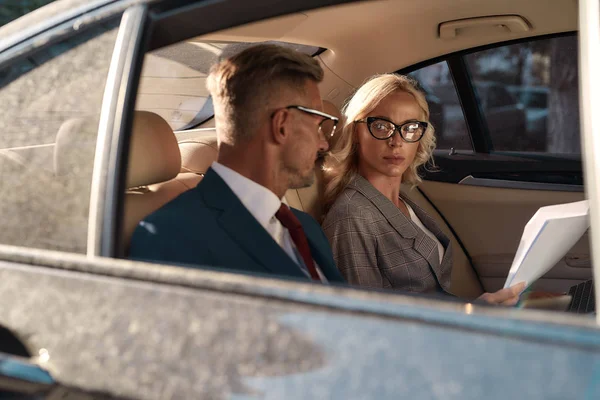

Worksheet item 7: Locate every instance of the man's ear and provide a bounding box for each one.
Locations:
[271,108,290,145]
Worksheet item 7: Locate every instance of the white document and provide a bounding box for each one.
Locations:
[504,200,590,289]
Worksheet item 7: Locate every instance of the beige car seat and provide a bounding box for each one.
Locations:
[123,111,203,251]
[178,138,219,175]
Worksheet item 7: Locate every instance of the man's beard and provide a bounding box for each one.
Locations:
[287,166,315,189]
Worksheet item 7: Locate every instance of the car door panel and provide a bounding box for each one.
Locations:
[419,180,591,293]
[2,257,600,399]
[403,185,484,298]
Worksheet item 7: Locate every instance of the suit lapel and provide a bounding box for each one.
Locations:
[402,195,453,291]
[348,175,446,286]
[199,169,308,280]
[292,209,344,282]
[348,175,417,239]
[402,196,448,245]
[307,240,342,281]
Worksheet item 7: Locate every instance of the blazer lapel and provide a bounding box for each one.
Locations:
[199,169,308,280]
[402,195,450,249]
[402,195,453,291]
[307,241,344,282]
[348,175,446,287]
[348,175,418,239]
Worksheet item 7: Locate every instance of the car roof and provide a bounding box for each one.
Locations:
[0,0,110,49]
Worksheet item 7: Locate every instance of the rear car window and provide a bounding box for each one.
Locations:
[408,34,579,156]
[136,40,321,131]
[465,35,579,154]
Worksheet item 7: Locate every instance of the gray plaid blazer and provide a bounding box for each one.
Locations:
[322,175,452,293]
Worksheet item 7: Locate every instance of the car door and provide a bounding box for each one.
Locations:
[405,33,589,294]
[1,1,600,399]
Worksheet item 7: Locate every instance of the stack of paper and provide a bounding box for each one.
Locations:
[504,200,590,289]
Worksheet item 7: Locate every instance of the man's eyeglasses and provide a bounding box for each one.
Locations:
[275,105,339,138]
[355,116,428,142]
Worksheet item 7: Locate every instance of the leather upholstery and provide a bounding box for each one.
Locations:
[126,111,181,188]
[123,112,189,251]
[179,138,218,174]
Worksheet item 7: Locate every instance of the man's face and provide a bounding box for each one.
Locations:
[282,80,330,189]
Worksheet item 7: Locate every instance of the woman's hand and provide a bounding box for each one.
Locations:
[477,282,527,306]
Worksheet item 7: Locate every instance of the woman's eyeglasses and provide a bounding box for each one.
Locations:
[274,105,339,138]
[355,116,428,142]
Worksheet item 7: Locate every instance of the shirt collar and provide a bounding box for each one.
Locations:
[211,161,282,228]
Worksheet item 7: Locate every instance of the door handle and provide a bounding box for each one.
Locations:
[565,255,592,268]
[439,15,531,39]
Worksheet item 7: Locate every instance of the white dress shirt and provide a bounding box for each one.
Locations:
[211,162,327,281]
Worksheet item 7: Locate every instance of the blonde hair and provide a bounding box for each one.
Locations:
[322,74,436,214]
[206,44,323,144]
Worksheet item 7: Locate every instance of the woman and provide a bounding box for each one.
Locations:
[322,74,523,305]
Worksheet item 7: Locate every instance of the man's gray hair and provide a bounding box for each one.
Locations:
[206,43,324,144]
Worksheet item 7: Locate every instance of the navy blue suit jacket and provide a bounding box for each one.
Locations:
[129,168,345,283]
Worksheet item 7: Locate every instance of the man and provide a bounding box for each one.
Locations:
[129,44,344,283]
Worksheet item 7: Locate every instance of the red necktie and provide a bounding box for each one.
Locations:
[275,204,321,281]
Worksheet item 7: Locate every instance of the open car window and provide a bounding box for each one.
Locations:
[136,40,321,131]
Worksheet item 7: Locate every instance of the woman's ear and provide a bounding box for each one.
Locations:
[271,108,289,144]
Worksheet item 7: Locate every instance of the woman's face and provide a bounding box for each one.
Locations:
[356,91,423,181]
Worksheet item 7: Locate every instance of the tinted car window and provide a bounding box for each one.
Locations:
[465,35,579,153]
[0,20,119,253]
[483,84,518,108]
[408,61,473,151]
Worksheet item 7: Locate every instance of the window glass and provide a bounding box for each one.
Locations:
[465,35,579,153]
[137,40,321,131]
[408,61,473,151]
[0,19,119,253]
